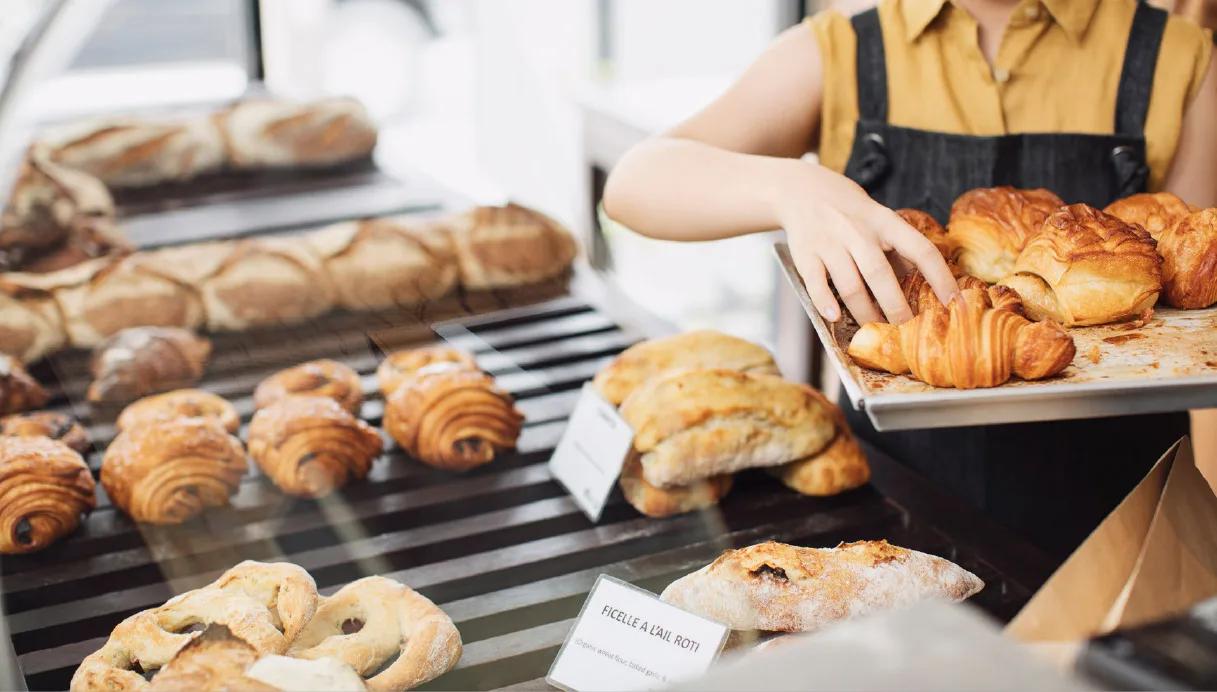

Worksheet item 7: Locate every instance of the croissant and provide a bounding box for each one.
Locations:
[117,389,240,434]
[247,396,382,498]
[88,327,211,404]
[384,369,523,472]
[376,345,477,398]
[0,436,95,553]
[0,354,49,415]
[101,417,246,524]
[1103,192,1194,241]
[998,204,1162,326]
[848,287,1075,389]
[1155,209,1217,309]
[449,203,578,289]
[253,359,364,415]
[947,187,1064,283]
[1,411,89,453]
[900,270,991,315]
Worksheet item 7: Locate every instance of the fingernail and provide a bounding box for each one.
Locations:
[825,307,839,322]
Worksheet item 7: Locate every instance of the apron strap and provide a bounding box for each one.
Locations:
[851,8,888,122]
[1114,2,1168,137]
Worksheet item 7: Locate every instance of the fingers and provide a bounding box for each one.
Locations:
[869,208,959,306]
[797,254,841,322]
[846,240,913,324]
[821,243,884,325]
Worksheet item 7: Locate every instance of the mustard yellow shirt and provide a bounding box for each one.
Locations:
[810,0,1212,190]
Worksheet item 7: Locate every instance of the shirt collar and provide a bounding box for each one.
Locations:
[901,0,1100,42]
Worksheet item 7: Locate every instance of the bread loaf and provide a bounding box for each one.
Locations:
[619,452,733,518]
[1,145,115,263]
[43,116,225,188]
[196,238,335,331]
[450,203,577,289]
[220,97,377,169]
[0,271,68,362]
[770,391,869,496]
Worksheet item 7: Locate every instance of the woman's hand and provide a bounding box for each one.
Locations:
[776,160,958,324]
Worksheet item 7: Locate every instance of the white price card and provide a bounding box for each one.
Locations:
[548,383,635,521]
[547,575,729,692]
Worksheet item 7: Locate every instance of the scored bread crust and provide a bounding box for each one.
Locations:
[619,369,835,488]
[593,330,780,406]
[449,203,577,290]
[660,540,984,632]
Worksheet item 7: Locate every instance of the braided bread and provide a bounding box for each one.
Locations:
[247,396,381,498]
[0,436,95,554]
[0,354,49,415]
[117,389,240,434]
[71,561,319,692]
[947,186,1064,283]
[376,346,477,398]
[88,327,211,404]
[101,417,246,524]
[287,575,462,691]
[383,369,523,472]
[253,359,363,415]
[1,410,89,453]
[998,204,1162,326]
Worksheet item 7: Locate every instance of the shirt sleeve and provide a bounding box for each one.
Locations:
[806,10,859,172]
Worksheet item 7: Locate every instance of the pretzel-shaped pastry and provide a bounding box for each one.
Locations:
[253,358,364,415]
[375,345,477,398]
[71,561,319,692]
[287,575,462,691]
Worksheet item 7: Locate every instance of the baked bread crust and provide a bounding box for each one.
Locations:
[88,327,211,404]
[947,186,1064,283]
[896,208,958,266]
[286,575,462,692]
[44,116,225,188]
[1158,208,1217,309]
[0,271,69,363]
[619,451,733,518]
[450,203,577,289]
[1103,191,1194,241]
[247,396,382,498]
[0,354,49,415]
[1000,203,1163,325]
[593,330,780,406]
[219,98,377,169]
[376,345,477,398]
[383,369,523,472]
[145,625,278,692]
[71,561,319,692]
[0,436,95,554]
[769,390,869,497]
[660,540,984,632]
[101,417,246,525]
[198,238,335,331]
[308,216,459,311]
[253,359,364,415]
[1,411,89,453]
[619,369,835,488]
[117,389,240,434]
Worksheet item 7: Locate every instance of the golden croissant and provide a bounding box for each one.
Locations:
[1103,191,1195,241]
[101,417,247,524]
[0,436,96,554]
[384,369,523,472]
[247,395,382,498]
[998,204,1163,326]
[848,287,1075,389]
[947,186,1064,283]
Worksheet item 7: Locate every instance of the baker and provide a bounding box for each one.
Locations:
[603,0,1216,559]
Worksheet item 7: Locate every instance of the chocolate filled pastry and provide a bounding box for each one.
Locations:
[0,436,95,554]
[1103,191,1195,241]
[247,396,382,498]
[72,561,319,692]
[55,251,207,347]
[384,369,523,472]
[998,204,1163,325]
[660,540,984,632]
[286,575,462,691]
[88,327,211,404]
[593,330,780,406]
[449,203,578,289]
[197,238,335,331]
[0,271,69,363]
[1,411,89,453]
[307,216,459,311]
[619,451,733,518]
[619,369,835,488]
[947,186,1064,283]
[219,97,378,169]
[770,390,869,496]
[848,287,1076,388]
[1155,208,1217,309]
[117,389,240,434]
[376,345,478,398]
[0,354,49,415]
[42,115,225,188]
[253,359,364,415]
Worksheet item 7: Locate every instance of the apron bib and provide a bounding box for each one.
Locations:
[838,3,1188,559]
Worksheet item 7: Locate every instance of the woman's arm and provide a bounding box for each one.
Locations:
[602,25,957,325]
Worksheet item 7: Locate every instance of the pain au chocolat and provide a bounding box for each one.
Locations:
[101,417,246,525]
[1,411,89,453]
[253,359,364,415]
[376,345,478,398]
[947,186,1064,283]
[999,203,1162,325]
[117,389,240,434]
[0,436,95,554]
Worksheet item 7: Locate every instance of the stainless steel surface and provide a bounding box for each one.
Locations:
[775,242,1217,431]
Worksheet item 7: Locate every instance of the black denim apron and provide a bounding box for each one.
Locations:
[838,3,1189,560]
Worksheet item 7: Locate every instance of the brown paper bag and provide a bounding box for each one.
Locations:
[1006,437,1217,642]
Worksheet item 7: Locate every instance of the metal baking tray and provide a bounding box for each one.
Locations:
[775,242,1217,431]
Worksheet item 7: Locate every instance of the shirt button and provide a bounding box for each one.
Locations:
[994,68,1011,83]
